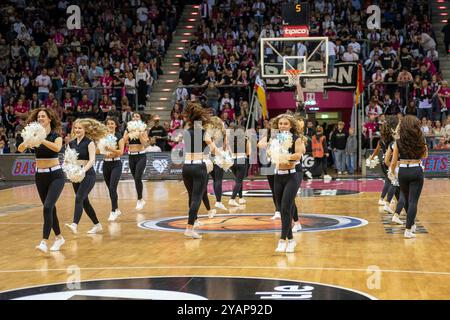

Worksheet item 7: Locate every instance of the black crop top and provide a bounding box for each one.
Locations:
[184,128,207,153]
[35,132,60,159]
[69,137,93,160]
[288,133,299,154]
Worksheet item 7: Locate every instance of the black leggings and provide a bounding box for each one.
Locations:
[72,171,99,225]
[103,160,122,211]
[274,172,301,240]
[267,174,280,212]
[398,166,424,229]
[231,159,247,199]
[129,153,147,200]
[292,164,303,222]
[182,163,208,225]
[394,187,405,215]
[35,169,65,240]
[202,176,211,211]
[210,164,224,202]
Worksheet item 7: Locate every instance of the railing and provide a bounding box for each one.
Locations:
[366,80,413,113]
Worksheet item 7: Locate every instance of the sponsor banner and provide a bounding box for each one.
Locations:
[282,25,309,37]
[365,150,449,178]
[264,62,357,90]
[267,90,355,111]
[0,153,183,181]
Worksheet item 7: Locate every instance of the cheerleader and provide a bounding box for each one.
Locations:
[390,115,428,238]
[270,114,306,253]
[369,116,399,213]
[102,117,125,221]
[65,118,108,234]
[257,120,281,219]
[384,124,406,225]
[182,102,218,239]
[18,108,65,253]
[123,112,149,210]
[291,113,305,232]
[228,126,251,207]
[207,116,228,212]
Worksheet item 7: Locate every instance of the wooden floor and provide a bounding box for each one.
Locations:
[0,178,450,300]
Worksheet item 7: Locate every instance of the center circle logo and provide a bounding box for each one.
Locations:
[0,276,376,300]
[138,214,368,234]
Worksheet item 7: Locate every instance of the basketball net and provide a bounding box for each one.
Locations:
[285,69,303,86]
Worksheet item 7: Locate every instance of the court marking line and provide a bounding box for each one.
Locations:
[1,265,450,276]
[0,274,377,300]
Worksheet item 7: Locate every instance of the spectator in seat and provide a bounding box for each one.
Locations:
[179,62,196,86]
[438,80,450,122]
[145,137,162,152]
[416,79,433,120]
[34,68,52,102]
[366,97,383,119]
[148,115,168,151]
[77,94,93,116]
[203,81,221,116]
[434,137,450,150]
[342,46,359,62]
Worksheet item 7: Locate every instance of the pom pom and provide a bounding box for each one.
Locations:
[388,168,399,186]
[63,163,86,183]
[98,134,117,155]
[204,159,213,173]
[127,120,147,140]
[21,122,46,148]
[267,132,293,165]
[213,149,234,172]
[63,147,79,165]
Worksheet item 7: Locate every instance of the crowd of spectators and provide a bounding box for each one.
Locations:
[0,0,182,153]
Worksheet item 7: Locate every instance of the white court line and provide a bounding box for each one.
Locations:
[1,265,450,276]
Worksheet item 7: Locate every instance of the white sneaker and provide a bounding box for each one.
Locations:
[378,199,386,206]
[238,198,246,204]
[338,171,342,175]
[215,202,227,210]
[108,210,121,222]
[275,240,287,253]
[286,239,297,253]
[136,200,146,211]
[323,174,332,181]
[305,171,312,179]
[390,199,396,206]
[404,229,416,238]
[383,204,394,214]
[184,229,202,239]
[228,199,239,207]
[270,211,281,220]
[392,213,404,225]
[65,223,78,234]
[36,240,48,253]
[87,223,103,234]
[50,237,65,251]
[208,209,216,219]
[194,220,203,228]
[292,222,302,232]
[411,224,417,233]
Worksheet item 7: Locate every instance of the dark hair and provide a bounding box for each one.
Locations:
[183,102,211,126]
[397,115,426,159]
[380,115,399,145]
[105,116,120,132]
[26,107,61,134]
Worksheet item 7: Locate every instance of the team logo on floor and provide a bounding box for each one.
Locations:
[220,189,359,198]
[0,276,375,300]
[138,214,368,234]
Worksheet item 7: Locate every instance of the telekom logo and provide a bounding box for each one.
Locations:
[366,5,381,30]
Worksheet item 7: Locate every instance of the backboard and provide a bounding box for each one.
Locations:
[260,36,329,80]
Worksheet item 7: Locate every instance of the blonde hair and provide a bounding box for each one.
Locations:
[73,118,109,141]
[271,113,307,143]
[205,116,225,141]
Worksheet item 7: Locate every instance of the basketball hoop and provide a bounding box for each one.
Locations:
[285,69,303,86]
